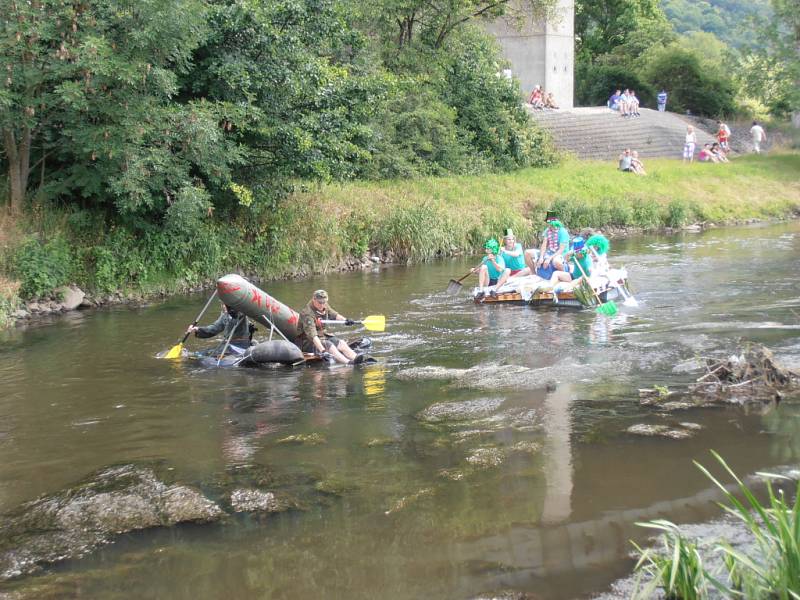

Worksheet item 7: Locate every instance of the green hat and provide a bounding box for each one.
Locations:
[484,238,500,253]
[586,234,610,255]
[313,289,328,301]
[548,219,562,228]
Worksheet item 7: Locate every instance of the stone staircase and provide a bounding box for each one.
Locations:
[529,106,716,160]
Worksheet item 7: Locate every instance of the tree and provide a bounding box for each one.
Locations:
[0,0,229,220]
[575,0,672,58]
[360,0,557,53]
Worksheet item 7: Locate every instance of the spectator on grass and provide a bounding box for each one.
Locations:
[710,142,729,163]
[683,125,697,163]
[630,151,647,175]
[698,144,716,163]
[619,148,634,172]
[657,89,668,112]
[750,121,766,154]
[716,120,731,152]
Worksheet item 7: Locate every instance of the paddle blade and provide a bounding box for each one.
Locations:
[162,343,184,359]
[595,301,618,316]
[446,279,463,295]
[361,315,386,332]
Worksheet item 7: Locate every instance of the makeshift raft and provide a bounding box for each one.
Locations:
[187,274,374,367]
[472,268,630,308]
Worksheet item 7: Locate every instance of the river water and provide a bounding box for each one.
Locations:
[1,222,799,599]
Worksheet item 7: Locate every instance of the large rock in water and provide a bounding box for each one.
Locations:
[55,286,85,311]
[0,464,222,581]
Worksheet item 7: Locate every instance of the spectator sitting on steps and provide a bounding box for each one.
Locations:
[698,144,717,163]
[608,89,621,111]
[544,92,559,109]
[619,89,631,117]
[628,90,641,117]
[529,85,544,109]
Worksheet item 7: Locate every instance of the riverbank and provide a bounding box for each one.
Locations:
[2,152,799,327]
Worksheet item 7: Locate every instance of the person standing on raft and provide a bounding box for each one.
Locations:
[186,302,253,355]
[295,290,365,365]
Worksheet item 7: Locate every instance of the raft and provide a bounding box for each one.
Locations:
[472,268,630,309]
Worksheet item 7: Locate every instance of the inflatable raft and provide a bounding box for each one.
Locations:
[472,268,630,309]
[188,274,373,367]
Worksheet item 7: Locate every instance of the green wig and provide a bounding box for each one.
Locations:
[586,234,610,255]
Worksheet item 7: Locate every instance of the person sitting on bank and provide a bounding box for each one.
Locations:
[630,150,646,175]
[187,302,254,355]
[472,238,509,299]
[295,290,364,365]
[500,229,528,278]
[619,148,634,172]
[524,211,569,277]
[544,92,559,109]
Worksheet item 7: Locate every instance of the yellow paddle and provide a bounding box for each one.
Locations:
[160,291,218,359]
[320,315,386,333]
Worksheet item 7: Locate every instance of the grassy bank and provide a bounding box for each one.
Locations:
[2,152,799,326]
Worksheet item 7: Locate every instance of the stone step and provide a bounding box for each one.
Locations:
[529,107,716,160]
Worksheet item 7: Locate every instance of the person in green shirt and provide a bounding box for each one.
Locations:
[472,238,509,299]
[500,228,529,277]
[544,236,592,302]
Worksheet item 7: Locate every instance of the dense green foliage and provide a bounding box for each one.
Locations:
[575,0,798,119]
[660,0,771,47]
[1,0,556,219]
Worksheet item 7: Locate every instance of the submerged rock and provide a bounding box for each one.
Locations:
[275,433,326,445]
[384,488,434,515]
[398,362,577,390]
[0,464,222,581]
[229,489,298,513]
[626,424,696,440]
[466,447,506,468]
[417,397,505,423]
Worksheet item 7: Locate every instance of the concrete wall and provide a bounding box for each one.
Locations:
[484,0,574,108]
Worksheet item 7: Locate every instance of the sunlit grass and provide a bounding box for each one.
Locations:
[632,451,800,599]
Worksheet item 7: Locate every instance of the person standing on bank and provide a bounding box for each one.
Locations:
[750,121,767,154]
[295,290,364,365]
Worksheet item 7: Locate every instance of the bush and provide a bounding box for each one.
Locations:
[641,47,736,117]
[12,235,77,299]
[575,63,656,108]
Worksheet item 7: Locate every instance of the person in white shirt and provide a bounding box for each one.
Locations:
[750,121,766,154]
[683,125,697,163]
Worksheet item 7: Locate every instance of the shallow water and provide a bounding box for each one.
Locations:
[1,222,800,599]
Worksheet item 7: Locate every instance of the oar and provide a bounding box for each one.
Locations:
[161,290,218,359]
[446,270,474,295]
[573,260,618,316]
[319,315,386,333]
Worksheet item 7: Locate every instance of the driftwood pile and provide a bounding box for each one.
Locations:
[690,344,798,403]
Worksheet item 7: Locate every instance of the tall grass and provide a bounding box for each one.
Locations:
[632,451,800,599]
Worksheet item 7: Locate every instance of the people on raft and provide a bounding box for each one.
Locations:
[295,289,365,365]
[187,302,254,355]
[472,238,509,299]
[499,229,528,277]
[524,211,570,277]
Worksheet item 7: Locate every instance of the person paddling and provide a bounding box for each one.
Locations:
[472,238,509,299]
[295,290,364,365]
[187,302,253,355]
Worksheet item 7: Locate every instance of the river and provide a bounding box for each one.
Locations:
[1,222,799,599]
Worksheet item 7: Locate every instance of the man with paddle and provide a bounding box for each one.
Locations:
[185,301,254,355]
[295,290,366,365]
